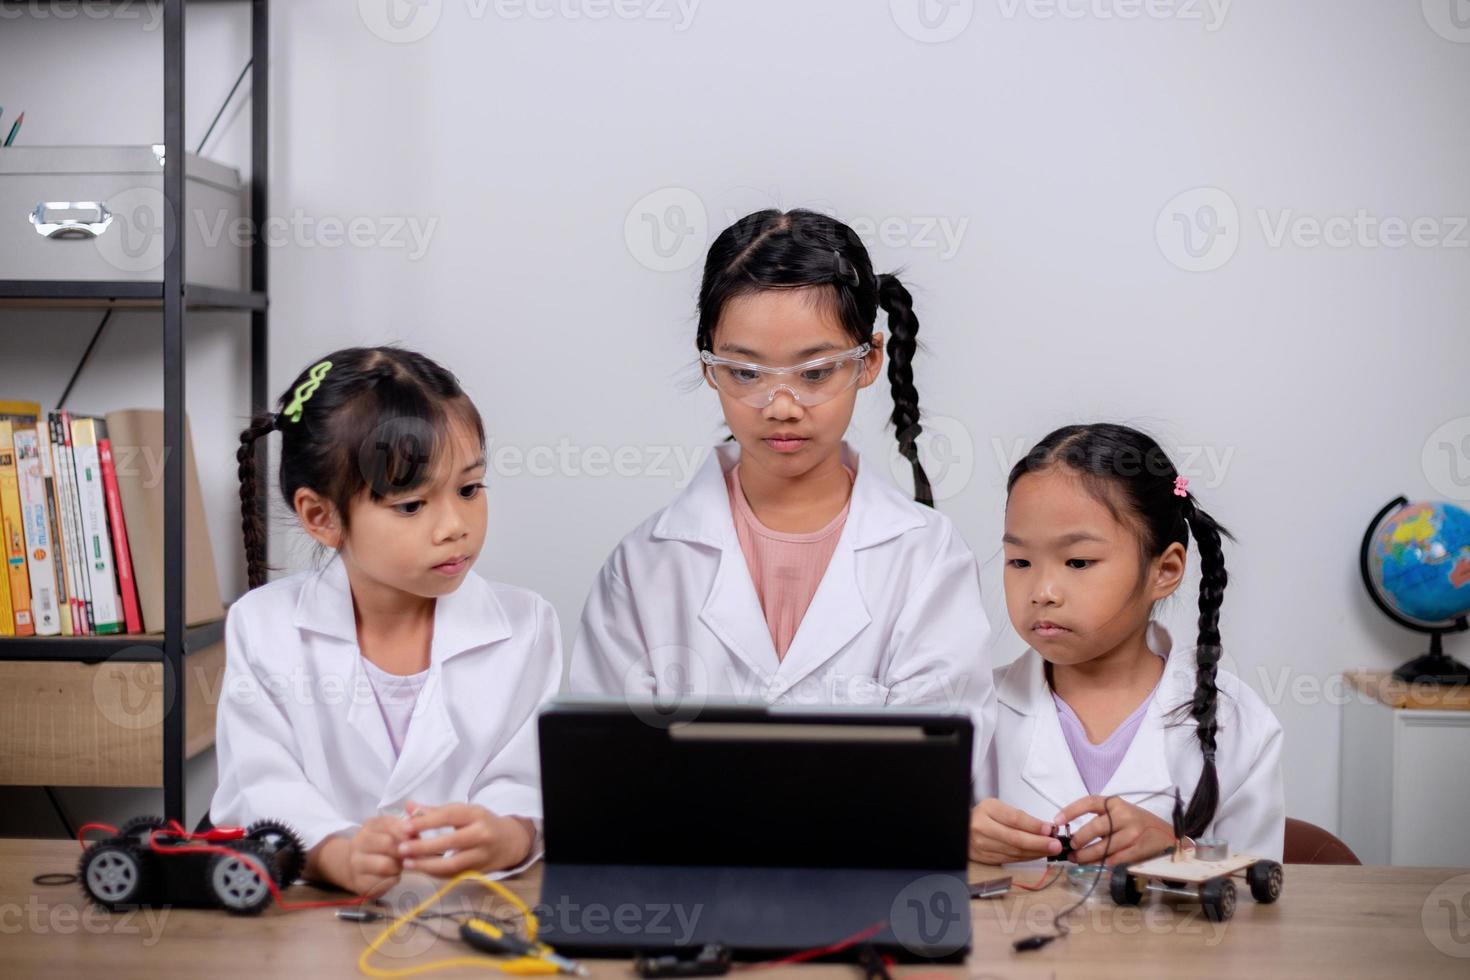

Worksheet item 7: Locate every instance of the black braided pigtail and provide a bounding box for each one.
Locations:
[876,272,933,507]
[1179,494,1231,839]
[238,413,278,589]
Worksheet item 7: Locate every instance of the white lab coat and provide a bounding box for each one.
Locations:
[210,556,562,862]
[978,622,1285,863]
[568,441,996,781]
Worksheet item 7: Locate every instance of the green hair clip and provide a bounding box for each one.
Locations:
[281,360,333,424]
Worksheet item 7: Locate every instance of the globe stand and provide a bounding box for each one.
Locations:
[1361,496,1470,687]
[1391,631,1470,685]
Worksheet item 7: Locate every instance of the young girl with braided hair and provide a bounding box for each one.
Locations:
[212,346,560,896]
[973,423,1283,866]
[570,209,994,772]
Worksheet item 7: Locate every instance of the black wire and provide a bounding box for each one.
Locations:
[1055,789,1182,937]
[197,60,253,155]
[351,909,509,945]
[56,309,112,410]
[415,912,468,943]
[1015,787,1181,951]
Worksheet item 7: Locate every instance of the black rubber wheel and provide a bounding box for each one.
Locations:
[1110,864,1143,906]
[208,842,274,914]
[80,843,146,909]
[1200,877,1237,922]
[1247,860,1283,903]
[246,820,306,887]
[117,815,168,846]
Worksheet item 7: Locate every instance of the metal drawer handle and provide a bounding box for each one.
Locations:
[29,201,114,239]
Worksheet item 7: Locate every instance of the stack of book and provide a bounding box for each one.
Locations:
[0,400,223,638]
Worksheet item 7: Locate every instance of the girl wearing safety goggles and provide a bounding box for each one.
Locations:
[569,209,994,774]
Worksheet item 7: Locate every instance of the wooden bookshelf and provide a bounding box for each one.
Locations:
[0,617,226,663]
[0,641,227,787]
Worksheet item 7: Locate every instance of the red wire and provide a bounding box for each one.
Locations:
[77,818,367,913]
[737,920,888,971]
[1011,868,1061,892]
[78,822,120,846]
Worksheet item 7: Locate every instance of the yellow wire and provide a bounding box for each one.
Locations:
[358,871,560,978]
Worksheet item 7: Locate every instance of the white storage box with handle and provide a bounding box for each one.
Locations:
[1,146,247,290]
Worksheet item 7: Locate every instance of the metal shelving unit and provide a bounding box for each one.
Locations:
[0,0,270,823]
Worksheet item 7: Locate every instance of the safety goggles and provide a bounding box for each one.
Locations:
[700,343,873,408]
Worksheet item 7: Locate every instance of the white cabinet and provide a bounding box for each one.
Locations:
[1340,674,1470,866]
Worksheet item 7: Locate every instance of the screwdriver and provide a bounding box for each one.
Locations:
[459,917,590,976]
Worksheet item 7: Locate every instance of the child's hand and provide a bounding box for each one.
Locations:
[398,801,535,876]
[309,815,410,897]
[969,798,1063,865]
[1053,795,1177,866]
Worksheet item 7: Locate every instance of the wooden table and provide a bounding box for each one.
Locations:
[2,839,1468,978]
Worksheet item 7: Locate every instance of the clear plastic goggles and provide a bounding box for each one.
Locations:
[700,343,873,408]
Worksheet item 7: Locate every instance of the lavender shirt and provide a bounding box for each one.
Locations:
[361,656,429,758]
[1052,656,1164,795]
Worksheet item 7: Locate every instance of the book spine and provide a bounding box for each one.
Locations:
[70,418,123,634]
[98,438,143,635]
[0,544,10,634]
[49,415,81,634]
[13,429,61,636]
[56,412,94,635]
[0,421,35,636]
[0,428,12,635]
[34,422,73,636]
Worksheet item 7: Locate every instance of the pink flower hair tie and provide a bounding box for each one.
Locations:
[1173,476,1190,497]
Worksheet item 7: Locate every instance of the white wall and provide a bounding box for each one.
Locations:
[1,0,1467,847]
